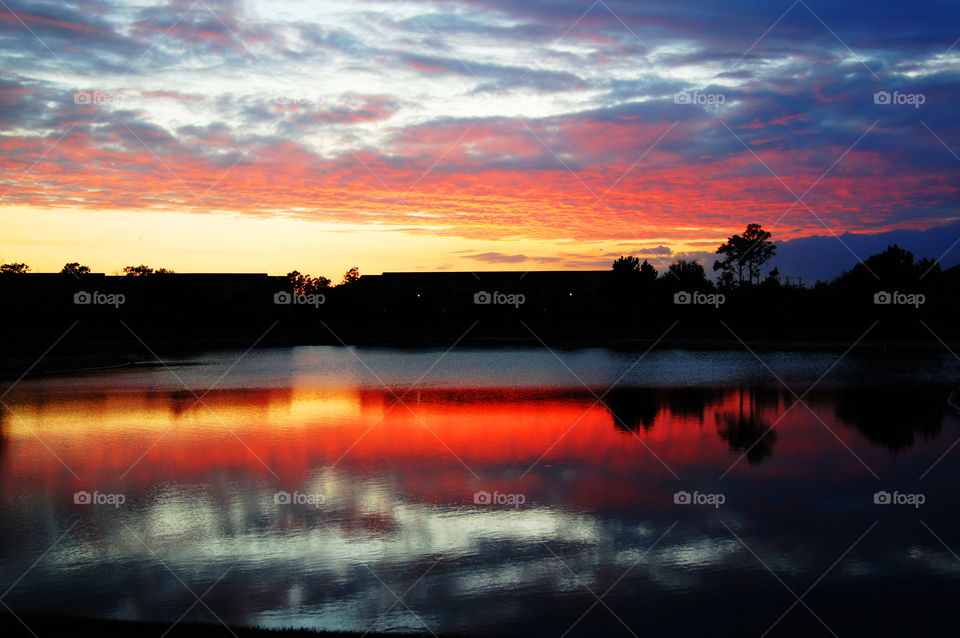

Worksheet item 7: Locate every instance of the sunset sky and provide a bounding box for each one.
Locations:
[1,0,959,278]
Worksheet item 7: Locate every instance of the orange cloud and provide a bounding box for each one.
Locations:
[0,113,955,251]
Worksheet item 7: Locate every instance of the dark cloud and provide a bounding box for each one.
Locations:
[397,52,585,93]
[129,0,277,62]
[772,223,960,283]
[0,0,143,74]
[422,0,960,58]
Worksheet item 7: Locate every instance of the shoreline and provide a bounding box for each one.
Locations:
[0,613,444,638]
[1,335,956,380]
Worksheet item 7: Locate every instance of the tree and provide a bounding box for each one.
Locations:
[287,270,308,293]
[0,263,29,274]
[613,256,657,284]
[834,244,939,288]
[61,262,91,275]
[123,265,174,277]
[612,256,640,273]
[123,265,154,277]
[639,259,657,284]
[662,259,711,290]
[340,266,360,287]
[714,223,776,287]
[717,270,736,290]
[287,270,331,294]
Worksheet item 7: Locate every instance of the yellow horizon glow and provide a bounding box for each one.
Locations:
[1,206,705,276]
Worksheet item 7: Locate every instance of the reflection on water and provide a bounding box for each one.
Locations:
[830,386,946,452]
[715,392,777,466]
[0,347,959,637]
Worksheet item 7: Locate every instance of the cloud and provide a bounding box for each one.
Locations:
[3,84,957,246]
[604,246,672,257]
[461,252,529,264]
[1,0,959,256]
[129,0,279,60]
[139,90,205,102]
[772,223,960,282]
[398,53,584,93]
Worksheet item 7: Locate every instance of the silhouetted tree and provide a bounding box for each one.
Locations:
[834,244,939,288]
[123,265,174,277]
[287,270,306,291]
[639,259,657,284]
[717,270,735,290]
[0,263,29,274]
[340,266,360,287]
[612,256,641,273]
[612,256,658,283]
[609,256,660,328]
[714,223,776,286]
[287,270,331,294]
[60,262,91,275]
[661,259,711,290]
[123,265,154,277]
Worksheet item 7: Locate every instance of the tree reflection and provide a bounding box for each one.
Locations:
[604,388,728,433]
[604,388,659,432]
[831,386,946,452]
[715,387,777,465]
[665,388,727,420]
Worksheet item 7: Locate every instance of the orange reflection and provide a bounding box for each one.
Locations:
[0,385,870,510]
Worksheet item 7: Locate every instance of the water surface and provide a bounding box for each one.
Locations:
[1,347,958,637]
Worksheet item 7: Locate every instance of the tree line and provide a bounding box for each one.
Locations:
[609,222,940,291]
[0,261,363,289]
[1,223,955,344]
[3,222,947,295]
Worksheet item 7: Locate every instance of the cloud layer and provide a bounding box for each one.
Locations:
[1,0,959,259]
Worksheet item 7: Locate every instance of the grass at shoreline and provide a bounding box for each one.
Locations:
[0,613,445,638]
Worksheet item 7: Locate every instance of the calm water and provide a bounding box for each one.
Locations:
[1,347,959,637]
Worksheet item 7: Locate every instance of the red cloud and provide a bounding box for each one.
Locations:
[0,10,103,35]
[0,112,954,247]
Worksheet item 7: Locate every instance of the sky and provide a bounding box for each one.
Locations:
[1,0,959,279]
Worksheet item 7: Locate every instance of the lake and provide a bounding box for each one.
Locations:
[1,346,959,637]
